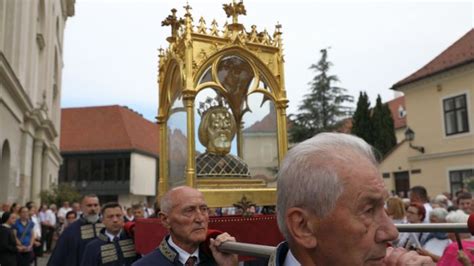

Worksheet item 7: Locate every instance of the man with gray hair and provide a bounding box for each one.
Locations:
[48,194,103,266]
[270,133,433,265]
[133,186,238,266]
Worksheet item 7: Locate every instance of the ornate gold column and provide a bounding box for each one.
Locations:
[237,121,244,158]
[183,92,196,187]
[276,99,289,164]
[157,115,168,197]
[183,9,196,188]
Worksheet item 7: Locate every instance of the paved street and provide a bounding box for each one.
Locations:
[37,254,49,266]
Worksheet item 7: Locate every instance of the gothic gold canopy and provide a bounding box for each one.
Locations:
[157,1,289,207]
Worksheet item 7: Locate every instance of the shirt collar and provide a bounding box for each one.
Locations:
[284,249,301,266]
[168,236,200,265]
[105,230,121,242]
[2,223,11,228]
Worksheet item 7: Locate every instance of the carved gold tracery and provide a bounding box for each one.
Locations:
[157,1,289,207]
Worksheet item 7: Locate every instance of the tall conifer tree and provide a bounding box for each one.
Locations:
[290,49,353,143]
[351,91,372,144]
[371,95,396,156]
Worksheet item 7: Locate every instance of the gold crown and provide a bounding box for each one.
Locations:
[197,96,230,117]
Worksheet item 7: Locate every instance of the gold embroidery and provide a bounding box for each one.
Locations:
[120,244,135,252]
[81,233,94,240]
[100,244,115,251]
[80,224,93,231]
[101,255,118,264]
[119,239,133,246]
[101,249,117,257]
[123,250,137,258]
[159,239,177,262]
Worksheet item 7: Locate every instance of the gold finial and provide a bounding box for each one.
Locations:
[222,22,230,37]
[275,22,282,34]
[248,24,258,42]
[261,28,270,45]
[223,0,246,25]
[183,1,192,17]
[210,19,219,36]
[161,8,184,42]
[158,47,164,58]
[197,17,207,34]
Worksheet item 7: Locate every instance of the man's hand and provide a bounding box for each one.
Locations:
[384,247,435,265]
[209,232,238,266]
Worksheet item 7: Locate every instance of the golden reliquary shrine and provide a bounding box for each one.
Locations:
[157,1,289,207]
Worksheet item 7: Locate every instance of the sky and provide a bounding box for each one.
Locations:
[61,0,474,122]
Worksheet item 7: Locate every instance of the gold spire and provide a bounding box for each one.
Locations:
[161,8,184,42]
[183,1,192,18]
[223,0,246,25]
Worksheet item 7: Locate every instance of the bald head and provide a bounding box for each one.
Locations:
[160,186,204,214]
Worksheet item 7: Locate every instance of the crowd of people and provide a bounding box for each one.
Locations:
[387,186,474,265]
[1,132,473,266]
[0,200,158,266]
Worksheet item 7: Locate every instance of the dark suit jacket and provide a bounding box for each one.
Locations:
[0,225,18,266]
[132,235,217,266]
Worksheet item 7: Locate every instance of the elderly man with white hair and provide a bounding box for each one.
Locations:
[269,133,433,266]
[133,186,238,266]
[432,195,450,209]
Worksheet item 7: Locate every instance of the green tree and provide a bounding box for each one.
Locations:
[290,49,353,142]
[40,183,81,206]
[351,91,373,144]
[371,95,396,156]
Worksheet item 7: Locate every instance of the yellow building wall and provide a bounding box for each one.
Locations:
[409,155,474,196]
[382,65,474,197]
[380,141,410,192]
[403,68,474,156]
[395,127,406,144]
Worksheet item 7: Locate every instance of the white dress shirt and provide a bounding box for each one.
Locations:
[284,249,301,266]
[105,230,122,242]
[168,236,200,265]
[31,215,41,238]
[44,209,56,226]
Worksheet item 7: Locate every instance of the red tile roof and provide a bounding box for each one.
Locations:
[386,96,406,129]
[393,29,474,88]
[60,105,159,156]
[243,113,278,133]
[332,96,406,133]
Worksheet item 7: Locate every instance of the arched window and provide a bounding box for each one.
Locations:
[0,140,11,203]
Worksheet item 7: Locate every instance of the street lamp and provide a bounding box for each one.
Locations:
[405,127,425,153]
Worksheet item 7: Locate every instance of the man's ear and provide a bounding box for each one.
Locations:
[159,212,171,229]
[285,207,319,249]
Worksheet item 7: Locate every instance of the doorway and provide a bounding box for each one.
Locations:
[394,171,410,198]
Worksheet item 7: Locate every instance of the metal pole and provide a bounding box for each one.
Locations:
[395,223,469,233]
[219,241,275,258]
[217,223,471,258]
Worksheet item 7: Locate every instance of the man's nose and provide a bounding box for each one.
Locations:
[375,212,399,243]
[194,209,207,221]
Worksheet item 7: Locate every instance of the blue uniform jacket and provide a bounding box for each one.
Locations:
[132,235,216,266]
[47,217,104,266]
[267,241,290,266]
[80,228,139,266]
